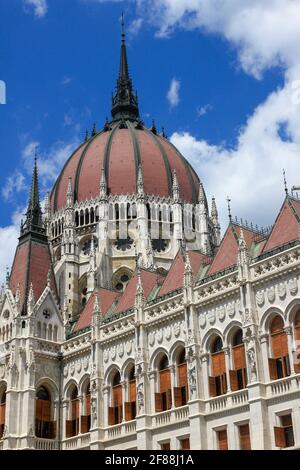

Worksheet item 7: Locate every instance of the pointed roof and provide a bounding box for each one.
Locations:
[8,160,58,314]
[21,156,44,236]
[263,197,300,253]
[159,250,210,297]
[208,224,260,275]
[73,288,120,332]
[111,16,139,121]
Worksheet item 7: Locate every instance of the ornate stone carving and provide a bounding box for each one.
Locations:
[118,343,124,358]
[207,310,216,325]
[173,322,181,337]
[247,347,257,382]
[188,363,197,399]
[199,312,206,328]
[256,291,264,307]
[267,287,275,303]
[137,382,144,412]
[103,349,109,363]
[165,325,172,341]
[218,306,225,322]
[277,283,286,299]
[148,331,155,346]
[111,345,116,360]
[289,278,298,295]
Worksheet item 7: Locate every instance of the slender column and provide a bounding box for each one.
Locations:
[149,371,157,415]
[200,353,210,399]
[285,327,295,374]
[223,347,231,393]
[259,333,270,382]
[169,365,176,408]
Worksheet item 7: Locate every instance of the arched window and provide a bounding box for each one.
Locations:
[66,386,80,438]
[295,311,300,373]
[174,349,188,407]
[209,336,227,397]
[108,371,122,426]
[230,329,247,391]
[155,355,172,412]
[269,315,290,380]
[125,366,136,421]
[0,386,6,439]
[35,386,55,439]
[81,383,91,434]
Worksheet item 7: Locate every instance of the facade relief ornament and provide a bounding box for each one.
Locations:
[217,306,225,322]
[157,329,163,344]
[70,363,75,376]
[227,303,236,318]
[137,382,144,413]
[267,287,275,303]
[173,322,181,337]
[207,310,216,325]
[126,341,133,355]
[255,291,264,307]
[63,364,69,378]
[277,283,287,299]
[118,343,124,358]
[247,347,257,382]
[289,278,298,295]
[103,349,109,363]
[199,312,206,328]
[188,362,197,399]
[111,346,116,360]
[148,331,155,347]
[165,325,172,341]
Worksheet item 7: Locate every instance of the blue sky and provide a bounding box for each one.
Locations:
[1,0,300,281]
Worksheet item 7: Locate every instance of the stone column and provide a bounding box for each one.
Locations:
[121,381,126,422]
[223,347,232,393]
[103,386,110,428]
[149,370,157,415]
[259,333,270,382]
[200,353,210,399]
[169,365,176,408]
[285,326,295,374]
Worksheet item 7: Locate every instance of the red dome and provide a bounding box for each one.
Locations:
[50,121,200,212]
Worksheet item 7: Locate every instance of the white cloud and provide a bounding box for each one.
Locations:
[21,138,80,191]
[23,0,48,18]
[167,78,180,107]
[196,104,213,117]
[61,76,72,86]
[128,18,144,38]
[0,208,25,286]
[2,171,26,201]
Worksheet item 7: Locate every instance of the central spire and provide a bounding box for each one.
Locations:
[111,14,140,122]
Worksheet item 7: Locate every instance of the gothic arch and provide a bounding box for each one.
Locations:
[223,321,243,347]
[104,364,121,384]
[79,374,90,395]
[35,378,59,403]
[260,306,285,333]
[285,298,300,324]
[201,328,224,352]
[169,340,186,365]
[121,358,136,381]
[150,347,169,371]
[63,379,79,397]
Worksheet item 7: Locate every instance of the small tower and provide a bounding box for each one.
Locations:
[211,196,221,246]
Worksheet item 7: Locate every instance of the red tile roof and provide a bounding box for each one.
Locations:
[74,288,120,332]
[9,235,58,313]
[159,250,210,297]
[50,126,200,211]
[208,224,256,275]
[115,270,162,314]
[263,198,299,253]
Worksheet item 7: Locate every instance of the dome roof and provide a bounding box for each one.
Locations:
[50,121,200,212]
[50,20,201,212]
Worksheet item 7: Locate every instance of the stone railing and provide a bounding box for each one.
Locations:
[208,389,249,413]
[153,405,189,428]
[62,432,90,450]
[266,374,300,399]
[34,438,59,450]
[105,420,136,441]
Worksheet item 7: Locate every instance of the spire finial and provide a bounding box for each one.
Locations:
[111,15,140,121]
[283,169,288,195]
[23,153,44,235]
[121,12,125,41]
[227,196,232,223]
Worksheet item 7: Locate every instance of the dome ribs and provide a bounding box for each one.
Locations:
[145,128,173,197]
[166,139,198,204]
[51,142,87,212]
[103,124,121,195]
[74,132,101,203]
[127,120,141,188]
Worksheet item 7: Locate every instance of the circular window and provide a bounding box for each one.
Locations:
[82,238,98,256]
[115,237,133,252]
[151,239,169,253]
[112,269,133,292]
